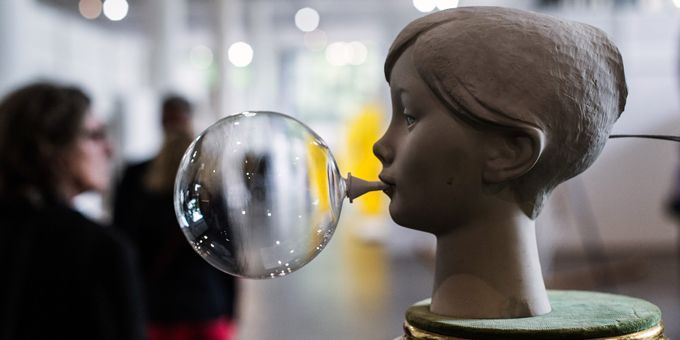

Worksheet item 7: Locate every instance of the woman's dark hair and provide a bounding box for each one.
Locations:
[0,82,91,203]
[162,95,192,115]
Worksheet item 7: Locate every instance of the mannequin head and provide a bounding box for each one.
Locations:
[374,7,627,225]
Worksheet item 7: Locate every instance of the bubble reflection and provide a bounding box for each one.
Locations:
[174,111,346,279]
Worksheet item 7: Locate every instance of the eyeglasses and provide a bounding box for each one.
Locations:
[79,127,108,142]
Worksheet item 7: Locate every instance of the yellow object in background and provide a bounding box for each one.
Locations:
[306,137,332,250]
[344,104,385,216]
[306,137,331,214]
[339,105,391,322]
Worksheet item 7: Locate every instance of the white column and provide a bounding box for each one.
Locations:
[0,0,26,95]
[215,0,247,116]
[147,0,187,93]
[249,0,278,111]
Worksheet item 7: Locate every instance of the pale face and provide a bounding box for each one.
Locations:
[373,47,488,235]
[62,113,113,197]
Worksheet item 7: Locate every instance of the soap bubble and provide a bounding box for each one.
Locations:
[174,111,346,279]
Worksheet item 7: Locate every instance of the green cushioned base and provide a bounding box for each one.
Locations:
[406,290,662,339]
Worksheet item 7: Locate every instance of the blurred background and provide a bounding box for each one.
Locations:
[1,0,679,338]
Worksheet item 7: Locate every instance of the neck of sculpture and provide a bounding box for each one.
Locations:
[430,204,551,319]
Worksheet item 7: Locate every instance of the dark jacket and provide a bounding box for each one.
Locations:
[114,161,237,323]
[0,198,145,340]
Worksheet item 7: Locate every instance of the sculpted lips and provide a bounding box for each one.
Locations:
[379,175,395,197]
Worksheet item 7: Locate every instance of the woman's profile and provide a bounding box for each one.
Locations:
[373,7,627,318]
[0,82,145,339]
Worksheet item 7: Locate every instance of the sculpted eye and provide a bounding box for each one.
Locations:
[404,112,416,127]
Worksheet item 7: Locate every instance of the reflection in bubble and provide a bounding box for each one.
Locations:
[174,111,346,279]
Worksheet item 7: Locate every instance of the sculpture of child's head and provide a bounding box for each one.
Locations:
[375,7,627,226]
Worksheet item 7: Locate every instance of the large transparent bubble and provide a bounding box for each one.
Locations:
[174,111,346,279]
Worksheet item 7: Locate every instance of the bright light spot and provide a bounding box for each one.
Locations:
[241,210,246,215]
[348,41,368,65]
[325,42,350,66]
[275,240,281,245]
[103,0,129,21]
[413,0,436,12]
[228,42,253,67]
[325,41,368,66]
[641,0,664,11]
[79,0,102,19]
[435,0,459,10]
[295,7,320,32]
[304,30,327,51]
[189,45,213,70]
[674,0,680,8]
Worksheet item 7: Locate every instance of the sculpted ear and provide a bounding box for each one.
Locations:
[482,126,545,184]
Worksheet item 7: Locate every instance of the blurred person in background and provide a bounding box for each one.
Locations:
[114,95,238,340]
[0,82,145,340]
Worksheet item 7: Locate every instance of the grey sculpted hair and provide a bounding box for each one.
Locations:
[385,7,628,218]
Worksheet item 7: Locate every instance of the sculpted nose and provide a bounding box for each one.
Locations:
[373,135,393,165]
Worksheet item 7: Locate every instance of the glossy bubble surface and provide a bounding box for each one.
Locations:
[174,111,346,279]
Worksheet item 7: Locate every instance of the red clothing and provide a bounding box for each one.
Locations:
[147,317,236,340]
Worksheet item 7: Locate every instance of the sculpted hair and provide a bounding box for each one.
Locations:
[384,7,628,218]
[0,82,90,203]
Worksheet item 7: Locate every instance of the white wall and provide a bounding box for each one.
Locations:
[538,5,680,253]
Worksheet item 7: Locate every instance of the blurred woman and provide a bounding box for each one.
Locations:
[114,95,238,340]
[0,82,145,340]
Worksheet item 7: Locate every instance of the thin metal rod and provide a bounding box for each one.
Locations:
[609,134,680,142]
